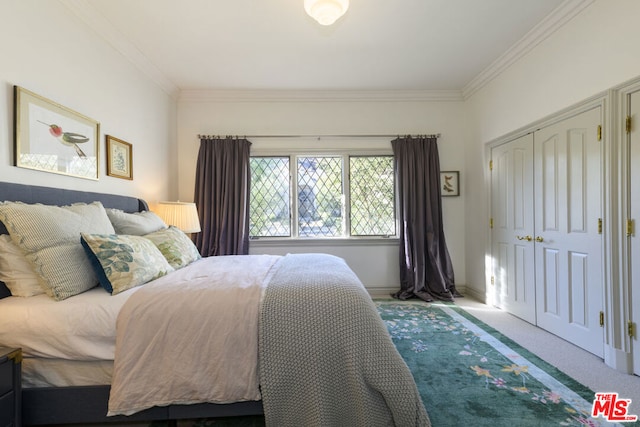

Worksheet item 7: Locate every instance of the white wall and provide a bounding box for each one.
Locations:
[463,0,640,300]
[177,93,467,291]
[0,0,175,203]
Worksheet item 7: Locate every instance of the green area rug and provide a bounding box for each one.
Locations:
[376,301,630,427]
[150,300,630,427]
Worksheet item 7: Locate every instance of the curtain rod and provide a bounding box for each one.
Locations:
[198,133,441,140]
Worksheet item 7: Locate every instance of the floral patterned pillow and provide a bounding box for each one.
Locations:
[144,226,201,269]
[81,233,174,295]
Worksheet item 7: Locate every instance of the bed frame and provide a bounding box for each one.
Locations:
[0,181,263,425]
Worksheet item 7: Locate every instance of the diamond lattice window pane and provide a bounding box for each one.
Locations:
[350,156,396,236]
[297,157,343,237]
[250,157,290,237]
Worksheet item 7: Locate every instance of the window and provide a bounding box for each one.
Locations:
[249,157,290,237]
[349,156,395,236]
[249,154,396,239]
[297,156,343,237]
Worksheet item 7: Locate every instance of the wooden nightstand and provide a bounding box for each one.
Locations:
[0,348,21,427]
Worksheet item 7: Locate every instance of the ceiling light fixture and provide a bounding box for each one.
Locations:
[304,0,349,26]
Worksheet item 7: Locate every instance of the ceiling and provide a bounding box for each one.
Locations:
[62,0,591,97]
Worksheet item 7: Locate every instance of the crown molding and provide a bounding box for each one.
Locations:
[59,0,179,98]
[179,89,464,103]
[462,0,595,100]
[59,0,593,103]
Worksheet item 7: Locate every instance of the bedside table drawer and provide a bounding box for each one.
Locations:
[0,348,21,427]
[0,361,12,396]
[0,390,15,426]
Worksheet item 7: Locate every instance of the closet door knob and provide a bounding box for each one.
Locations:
[535,236,544,242]
[516,235,533,241]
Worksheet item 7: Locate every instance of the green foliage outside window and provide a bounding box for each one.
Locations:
[250,155,395,238]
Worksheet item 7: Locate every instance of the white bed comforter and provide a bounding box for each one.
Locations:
[107,254,280,416]
[0,286,136,361]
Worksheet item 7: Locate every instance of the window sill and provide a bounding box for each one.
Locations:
[249,237,400,248]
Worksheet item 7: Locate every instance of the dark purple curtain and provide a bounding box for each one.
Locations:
[392,136,459,302]
[193,137,251,256]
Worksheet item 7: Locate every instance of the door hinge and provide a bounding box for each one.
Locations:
[490,218,494,229]
[597,125,602,141]
[598,218,602,234]
[626,116,632,134]
[599,311,605,327]
[628,219,635,237]
[628,321,636,338]
[489,160,493,171]
[491,276,495,285]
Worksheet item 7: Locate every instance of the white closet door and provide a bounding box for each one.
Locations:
[534,107,604,357]
[630,90,640,375]
[490,134,536,324]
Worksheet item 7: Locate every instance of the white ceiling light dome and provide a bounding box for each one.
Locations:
[304,0,349,26]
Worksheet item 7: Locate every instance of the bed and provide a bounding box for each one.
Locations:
[0,181,429,426]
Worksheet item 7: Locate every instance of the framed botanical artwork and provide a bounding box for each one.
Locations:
[106,135,133,180]
[13,86,100,180]
[440,171,459,197]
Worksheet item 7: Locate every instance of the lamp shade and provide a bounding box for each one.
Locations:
[304,0,349,26]
[155,202,201,233]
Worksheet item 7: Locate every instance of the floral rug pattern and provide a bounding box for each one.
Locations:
[375,301,628,427]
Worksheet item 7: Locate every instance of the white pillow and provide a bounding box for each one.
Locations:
[0,201,116,301]
[0,235,44,297]
[106,209,167,235]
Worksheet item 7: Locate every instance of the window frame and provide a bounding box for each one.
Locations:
[249,155,292,238]
[249,148,398,241]
[348,154,397,238]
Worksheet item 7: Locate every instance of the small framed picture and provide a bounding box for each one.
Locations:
[106,135,133,180]
[440,171,459,197]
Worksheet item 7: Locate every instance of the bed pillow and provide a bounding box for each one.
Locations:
[106,209,167,235]
[0,234,44,297]
[144,226,201,270]
[0,201,116,301]
[81,233,174,295]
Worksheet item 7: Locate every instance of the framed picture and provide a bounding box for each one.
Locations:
[106,135,133,180]
[14,86,100,180]
[440,171,459,197]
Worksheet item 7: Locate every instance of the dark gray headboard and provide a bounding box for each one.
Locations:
[0,181,149,298]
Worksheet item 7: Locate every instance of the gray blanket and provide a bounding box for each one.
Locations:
[259,253,430,427]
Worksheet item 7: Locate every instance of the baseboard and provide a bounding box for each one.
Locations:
[460,285,485,303]
[367,287,397,299]
[366,284,472,300]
